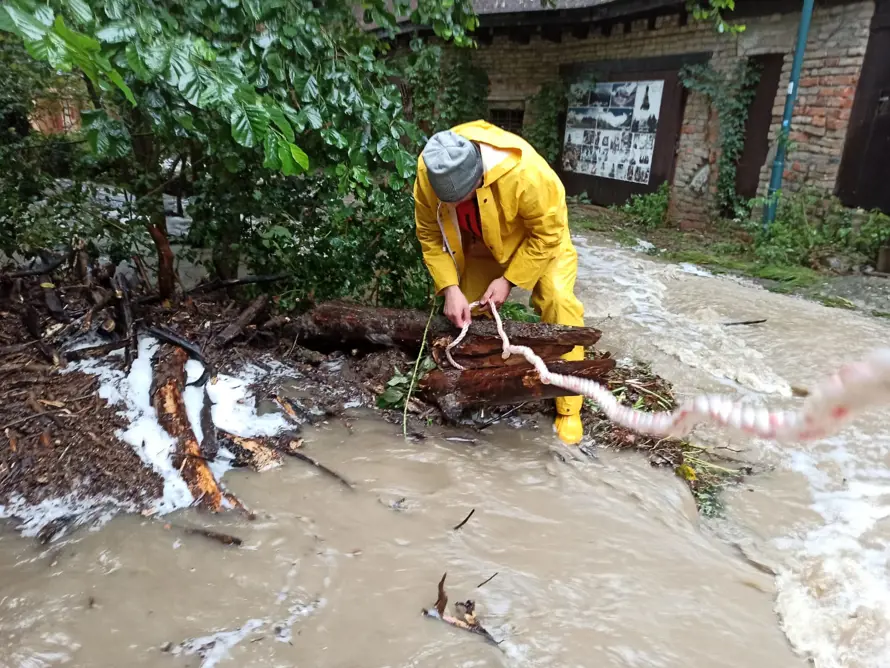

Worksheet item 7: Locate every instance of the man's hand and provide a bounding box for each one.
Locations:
[481,276,512,310]
[443,285,471,328]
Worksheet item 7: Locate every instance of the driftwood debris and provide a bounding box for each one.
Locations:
[422,573,498,645]
[419,358,616,420]
[219,431,284,473]
[214,294,269,348]
[151,344,238,512]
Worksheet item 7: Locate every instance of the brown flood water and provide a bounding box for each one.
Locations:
[1,232,888,668]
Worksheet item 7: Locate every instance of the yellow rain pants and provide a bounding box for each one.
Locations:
[461,235,585,417]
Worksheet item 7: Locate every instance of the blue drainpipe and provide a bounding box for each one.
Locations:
[762,0,816,230]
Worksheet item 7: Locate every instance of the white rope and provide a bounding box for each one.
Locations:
[445,300,890,443]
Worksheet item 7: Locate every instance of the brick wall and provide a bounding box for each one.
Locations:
[471,1,875,226]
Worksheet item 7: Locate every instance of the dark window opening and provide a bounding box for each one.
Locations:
[735,53,785,202]
[488,108,525,134]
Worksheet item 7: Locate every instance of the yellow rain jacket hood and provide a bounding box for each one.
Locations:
[414,120,569,293]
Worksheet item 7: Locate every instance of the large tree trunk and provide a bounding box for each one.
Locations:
[297,302,603,357]
[131,123,177,300]
[146,209,176,300]
[419,358,615,420]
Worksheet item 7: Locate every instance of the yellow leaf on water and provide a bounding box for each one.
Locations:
[40,282,55,289]
[677,464,697,481]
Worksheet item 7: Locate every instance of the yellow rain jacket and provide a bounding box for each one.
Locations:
[414,120,586,418]
[414,120,572,293]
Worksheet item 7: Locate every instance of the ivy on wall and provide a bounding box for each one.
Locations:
[680,59,761,216]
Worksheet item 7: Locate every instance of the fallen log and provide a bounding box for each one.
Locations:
[297,302,603,359]
[431,336,575,370]
[151,344,238,512]
[419,358,616,421]
[214,294,268,347]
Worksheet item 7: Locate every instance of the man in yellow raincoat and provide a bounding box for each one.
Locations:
[413,120,586,445]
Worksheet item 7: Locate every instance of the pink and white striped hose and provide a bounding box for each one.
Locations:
[445,300,890,443]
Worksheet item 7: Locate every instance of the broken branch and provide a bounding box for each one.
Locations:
[214,294,269,347]
[453,508,475,531]
[3,250,71,280]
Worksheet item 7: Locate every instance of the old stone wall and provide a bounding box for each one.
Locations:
[471,1,875,227]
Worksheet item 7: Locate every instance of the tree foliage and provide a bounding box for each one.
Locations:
[1,0,477,303]
[394,40,489,136]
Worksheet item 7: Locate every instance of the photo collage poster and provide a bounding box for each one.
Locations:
[561,80,663,185]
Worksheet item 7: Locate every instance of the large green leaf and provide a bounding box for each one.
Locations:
[302,74,319,101]
[263,133,281,170]
[265,52,284,81]
[303,105,323,130]
[106,69,136,105]
[280,102,304,132]
[23,35,52,62]
[0,6,16,33]
[4,4,49,40]
[53,15,100,52]
[172,108,195,130]
[178,67,202,105]
[289,142,309,171]
[67,0,94,25]
[267,104,294,143]
[278,142,297,176]
[124,42,150,80]
[230,101,269,148]
[96,21,136,43]
[104,0,125,20]
[139,42,170,73]
[167,41,194,87]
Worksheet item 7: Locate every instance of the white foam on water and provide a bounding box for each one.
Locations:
[572,234,890,666]
[775,429,890,668]
[174,599,325,665]
[0,493,130,539]
[173,618,265,668]
[42,336,291,524]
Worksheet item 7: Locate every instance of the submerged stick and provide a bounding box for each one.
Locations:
[288,450,354,491]
[476,572,498,588]
[722,319,767,327]
[63,340,127,362]
[453,508,475,531]
[182,526,243,547]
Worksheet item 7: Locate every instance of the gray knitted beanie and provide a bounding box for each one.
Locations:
[421,131,484,203]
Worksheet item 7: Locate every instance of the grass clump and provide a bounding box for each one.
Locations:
[582,354,750,517]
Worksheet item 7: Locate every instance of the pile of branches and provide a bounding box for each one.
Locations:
[0,246,352,538]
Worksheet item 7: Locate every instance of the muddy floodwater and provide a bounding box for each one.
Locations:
[2,232,889,668]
